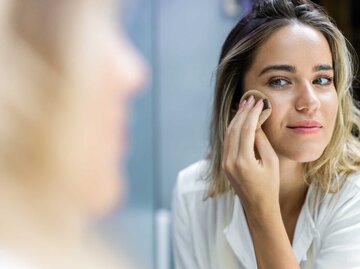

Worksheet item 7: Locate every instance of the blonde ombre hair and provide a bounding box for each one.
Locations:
[207,0,360,197]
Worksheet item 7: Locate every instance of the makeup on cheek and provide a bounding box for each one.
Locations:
[240,89,272,129]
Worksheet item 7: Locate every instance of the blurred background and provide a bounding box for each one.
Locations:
[105,0,360,269]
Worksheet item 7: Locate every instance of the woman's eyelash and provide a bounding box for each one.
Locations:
[313,76,333,85]
[266,76,334,88]
[267,77,290,87]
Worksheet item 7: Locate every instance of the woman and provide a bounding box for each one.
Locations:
[0,0,146,268]
[173,0,360,268]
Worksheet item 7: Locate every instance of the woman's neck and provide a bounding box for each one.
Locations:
[278,158,309,215]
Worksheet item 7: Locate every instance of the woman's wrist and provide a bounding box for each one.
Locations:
[243,199,281,228]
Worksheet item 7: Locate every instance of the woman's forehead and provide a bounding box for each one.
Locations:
[250,24,333,72]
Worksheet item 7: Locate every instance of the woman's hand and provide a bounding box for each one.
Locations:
[222,95,280,212]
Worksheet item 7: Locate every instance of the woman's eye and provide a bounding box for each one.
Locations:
[268,77,290,88]
[313,76,333,85]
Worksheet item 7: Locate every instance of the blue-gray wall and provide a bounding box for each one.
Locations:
[157,0,250,209]
[111,1,253,268]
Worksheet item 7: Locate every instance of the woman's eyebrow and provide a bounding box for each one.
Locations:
[258,65,296,77]
[258,64,333,77]
[313,64,333,72]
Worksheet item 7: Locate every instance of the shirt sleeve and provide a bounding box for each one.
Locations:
[172,173,199,269]
[314,188,360,269]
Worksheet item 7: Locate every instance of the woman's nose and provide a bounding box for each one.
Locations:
[294,81,321,114]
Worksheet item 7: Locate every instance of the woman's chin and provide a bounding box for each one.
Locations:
[277,148,325,163]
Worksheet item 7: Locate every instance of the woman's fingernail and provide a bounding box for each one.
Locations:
[256,99,264,108]
[239,99,247,109]
[247,95,255,106]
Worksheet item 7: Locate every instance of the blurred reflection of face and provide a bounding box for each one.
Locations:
[61,3,147,217]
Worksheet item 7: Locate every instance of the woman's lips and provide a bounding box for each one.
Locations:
[287,120,323,134]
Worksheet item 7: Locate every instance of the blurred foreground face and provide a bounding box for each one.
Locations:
[0,0,147,222]
[56,2,147,217]
[0,1,146,267]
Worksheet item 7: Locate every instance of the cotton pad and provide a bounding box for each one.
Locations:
[240,89,272,129]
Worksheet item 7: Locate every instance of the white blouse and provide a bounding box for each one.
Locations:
[172,160,360,269]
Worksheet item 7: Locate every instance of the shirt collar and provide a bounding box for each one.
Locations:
[223,196,257,268]
[223,184,319,267]
[292,183,320,262]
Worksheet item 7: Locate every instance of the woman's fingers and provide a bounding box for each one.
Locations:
[223,97,251,162]
[255,128,278,165]
[224,95,275,171]
[238,98,264,160]
[222,96,280,207]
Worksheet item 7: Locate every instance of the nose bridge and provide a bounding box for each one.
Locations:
[295,80,320,111]
[116,36,148,95]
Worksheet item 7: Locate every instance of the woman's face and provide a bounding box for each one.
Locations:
[243,23,338,163]
[59,3,147,217]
